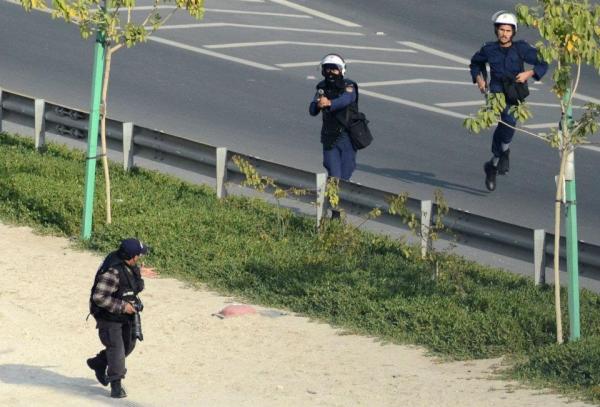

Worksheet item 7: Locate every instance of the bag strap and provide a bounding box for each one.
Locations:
[344,81,360,127]
[121,264,141,296]
[328,81,359,131]
[350,81,359,104]
[513,43,526,72]
[344,104,350,127]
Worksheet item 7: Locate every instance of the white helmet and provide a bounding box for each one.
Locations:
[320,54,346,75]
[492,10,517,32]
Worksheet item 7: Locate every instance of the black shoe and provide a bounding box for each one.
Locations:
[498,149,510,175]
[331,210,341,220]
[86,357,108,386]
[484,161,498,191]
[110,380,127,398]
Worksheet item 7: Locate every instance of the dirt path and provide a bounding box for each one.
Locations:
[0,222,591,407]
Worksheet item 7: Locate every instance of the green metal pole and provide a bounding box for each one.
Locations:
[563,90,580,341]
[81,16,106,240]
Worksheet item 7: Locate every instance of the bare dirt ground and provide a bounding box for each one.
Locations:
[0,222,592,407]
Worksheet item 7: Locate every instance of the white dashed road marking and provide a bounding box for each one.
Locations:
[360,79,473,88]
[436,101,577,108]
[204,8,312,18]
[156,22,364,36]
[205,41,415,53]
[109,6,309,18]
[436,100,494,107]
[268,0,361,27]
[582,145,600,153]
[573,93,600,104]
[398,41,471,65]
[277,61,465,70]
[149,36,280,70]
[360,89,468,119]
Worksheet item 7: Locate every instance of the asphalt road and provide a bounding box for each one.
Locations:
[1,0,599,244]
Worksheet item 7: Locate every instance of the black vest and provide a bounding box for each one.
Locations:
[316,78,359,149]
[89,252,143,322]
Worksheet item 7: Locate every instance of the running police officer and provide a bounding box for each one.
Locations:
[86,238,150,398]
[470,11,548,191]
[309,53,359,218]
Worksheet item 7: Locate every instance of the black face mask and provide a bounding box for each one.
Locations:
[324,74,345,89]
[326,72,340,82]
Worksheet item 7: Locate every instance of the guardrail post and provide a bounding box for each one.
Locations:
[216,147,228,199]
[316,173,327,228]
[122,122,134,171]
[34,99,46,151]
[421,200,433,259]
[0,87,4,133]
[534,229,546,285]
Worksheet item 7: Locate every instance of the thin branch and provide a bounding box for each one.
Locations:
[567,58,582,109]
[497,119,549,141]
[140,0,178,30]
[150,7,178,32]
[110,5,121,19]
[557,59,566,122]
[109,5,121,39]
[159,7,178,24]
[140,3,159,27]
[109,43,123,54]
[570,121,585,135]
[556,57,566,151]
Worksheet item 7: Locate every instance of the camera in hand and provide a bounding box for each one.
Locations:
[133,300,143,313]
[132,298,144,342]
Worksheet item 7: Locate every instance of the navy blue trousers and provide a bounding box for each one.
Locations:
[491,104,517,157]
[323,133,356,181]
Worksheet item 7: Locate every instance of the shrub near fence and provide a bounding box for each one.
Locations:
[2,87,600,278]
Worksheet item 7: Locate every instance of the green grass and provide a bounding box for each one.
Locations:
[1,132,600,403]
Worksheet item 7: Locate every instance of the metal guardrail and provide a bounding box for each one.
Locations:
[1,86,600,280]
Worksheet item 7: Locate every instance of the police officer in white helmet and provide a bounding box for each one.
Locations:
[309,53,360,218]
[470,11,548,191]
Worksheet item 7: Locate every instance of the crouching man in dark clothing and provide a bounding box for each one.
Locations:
[86,238,149,398]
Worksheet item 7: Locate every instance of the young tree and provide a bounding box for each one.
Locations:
[465,0,600,344]
[20,0,205,224]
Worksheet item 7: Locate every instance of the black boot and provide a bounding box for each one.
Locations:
[498,149,510,175]
[110,380,127,398]
[484,161,498,191]
[331,210,341,220]
[86,357,108,386]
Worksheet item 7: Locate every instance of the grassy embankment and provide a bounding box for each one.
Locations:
[2,132,600,402]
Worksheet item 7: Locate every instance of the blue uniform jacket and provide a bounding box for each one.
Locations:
[309,84,357,117]
[469,40,548,93]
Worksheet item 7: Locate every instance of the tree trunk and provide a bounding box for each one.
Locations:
[553,149,569,344]
[99,47,115,224]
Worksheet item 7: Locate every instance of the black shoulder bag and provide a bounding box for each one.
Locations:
[346,110,373,150]
[502,46,530,105]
